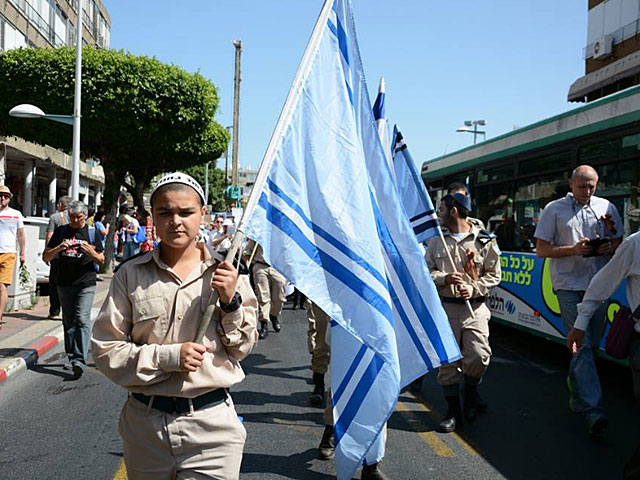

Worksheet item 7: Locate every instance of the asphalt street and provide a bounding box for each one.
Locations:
[0,301,638,480]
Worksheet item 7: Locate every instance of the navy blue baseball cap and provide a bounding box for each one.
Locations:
[444,193,472,212]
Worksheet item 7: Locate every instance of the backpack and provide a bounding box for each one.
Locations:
[133,224,147,244]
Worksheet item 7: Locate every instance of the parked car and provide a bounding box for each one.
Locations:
[24,216,50,284]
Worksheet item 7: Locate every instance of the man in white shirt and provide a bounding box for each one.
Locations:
[209,218,233,252]
[568,232,640,400]
[535,165,623,436]
[0,185,25,328]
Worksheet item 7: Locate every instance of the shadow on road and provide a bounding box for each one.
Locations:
[241,448,334,479]
[242,352,312,382]
[398,322,640,480]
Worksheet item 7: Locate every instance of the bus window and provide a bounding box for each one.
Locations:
[474,181,516,251]
[595,159,639,236]
[513,173,570,252]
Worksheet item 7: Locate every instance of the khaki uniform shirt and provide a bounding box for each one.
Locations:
[245,239,269,266]
[425,223,501,300]
[91,248,258,398]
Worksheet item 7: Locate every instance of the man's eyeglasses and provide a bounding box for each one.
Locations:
[0,194,11,199]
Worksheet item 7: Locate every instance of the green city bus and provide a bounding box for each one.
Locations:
[422,85,640,348]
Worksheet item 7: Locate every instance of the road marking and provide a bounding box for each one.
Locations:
[395,401,456,457]
[411,397,480,457]
[113,460,127,480]
[272,417,320,434]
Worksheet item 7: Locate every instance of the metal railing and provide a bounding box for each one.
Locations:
[583,18,640,59]
[8,0,66,47]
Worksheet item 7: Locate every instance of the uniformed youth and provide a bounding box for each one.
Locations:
[425,193,501,433]
[244,239,287,339]
[91,173,258,479]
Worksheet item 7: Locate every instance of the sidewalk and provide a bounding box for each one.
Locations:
[0,274,113,385]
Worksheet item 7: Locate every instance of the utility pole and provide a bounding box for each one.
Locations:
[204,161,209,207]
[231,40,242,188]
[71,6,83,200]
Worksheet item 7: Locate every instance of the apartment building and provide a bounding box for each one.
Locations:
[0,0,110,215]
[569,0,640,102]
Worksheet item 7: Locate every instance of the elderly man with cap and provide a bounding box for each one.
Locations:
[0,185,25,329]
[425,192,501,433]
[91,172,257,479]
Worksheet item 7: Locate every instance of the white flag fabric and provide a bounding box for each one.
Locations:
[391,126,442,244]
[244,1,460,478]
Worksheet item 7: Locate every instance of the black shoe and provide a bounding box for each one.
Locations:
[258,321,269,339]
[361,462,390,480]
[318,425,335,460]
[48,310,61,319]
[270,315,281,332]
[463,384,478,423]
[310,372,325,407]
[72,364,84,380]
[438,395,462,433]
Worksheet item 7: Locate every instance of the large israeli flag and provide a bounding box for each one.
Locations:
[243,1,460,478]
[392,126,441,244]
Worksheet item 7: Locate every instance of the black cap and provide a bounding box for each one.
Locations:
[445,193,472,211]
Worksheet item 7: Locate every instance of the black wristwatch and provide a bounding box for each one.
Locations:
[220,292,242,313]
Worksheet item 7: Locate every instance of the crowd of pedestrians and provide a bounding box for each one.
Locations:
[25,163,640,479]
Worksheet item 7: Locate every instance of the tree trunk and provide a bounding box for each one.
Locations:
[101,168,124,273]
[125,173,151,214]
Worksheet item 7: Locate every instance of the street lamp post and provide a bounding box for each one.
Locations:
[456,120,486,144]
[8,15,83,200]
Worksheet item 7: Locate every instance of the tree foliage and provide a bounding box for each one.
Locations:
[0,47,229,268]
[184,163,227,211]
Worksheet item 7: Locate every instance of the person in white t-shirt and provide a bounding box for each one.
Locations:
[0,185,25,328]
[209,218,233,252]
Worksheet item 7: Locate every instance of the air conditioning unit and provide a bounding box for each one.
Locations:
[593,35,613,59]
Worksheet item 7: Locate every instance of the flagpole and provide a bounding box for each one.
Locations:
[195,0,335,343]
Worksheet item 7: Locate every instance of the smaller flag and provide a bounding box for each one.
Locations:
[373,77,391,168]
[391,126,441,244]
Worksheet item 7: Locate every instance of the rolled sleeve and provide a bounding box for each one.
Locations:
[217,275,258,361]
[575,237,634,331]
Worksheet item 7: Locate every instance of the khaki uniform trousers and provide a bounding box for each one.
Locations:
[252,264,286,321]
[119,395,246,480]
[308,302,331,375]
[437,301,492,387]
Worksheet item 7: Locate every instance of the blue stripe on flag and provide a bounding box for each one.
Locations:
[333,343,367,405]
[409,210,435,222]
[327,5,353,105]
[335,354,385,446]
[266,178,387,287]
[370,196,450,362]
[258,193,394,323]
[413,219,440,235]
[388,284,434,370]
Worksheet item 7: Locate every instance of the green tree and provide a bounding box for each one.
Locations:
[184,163,227,212]
[0,47,229,269]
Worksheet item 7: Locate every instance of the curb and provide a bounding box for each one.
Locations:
[0,324,64,386]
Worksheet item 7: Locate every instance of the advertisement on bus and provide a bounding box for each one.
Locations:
[489,251,628,350]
